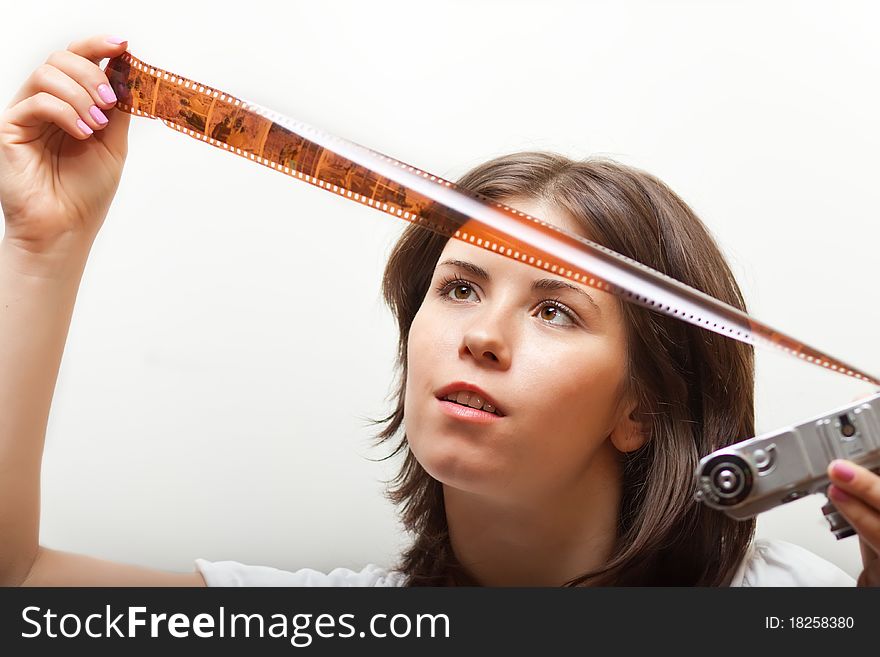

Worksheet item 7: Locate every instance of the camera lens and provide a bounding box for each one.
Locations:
[699,454,753,506]
[713,467,742,493]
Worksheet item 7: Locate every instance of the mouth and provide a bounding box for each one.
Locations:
[436,397,504,423]
[433,383,506,418]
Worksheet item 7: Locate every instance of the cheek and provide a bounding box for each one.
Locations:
[559,361,621,417]
[405,310,433,391]
[514,341,626,459]
[403,309,439,438]
[405,304,458,384]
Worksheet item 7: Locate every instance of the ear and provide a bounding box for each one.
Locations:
[609,396,649,453]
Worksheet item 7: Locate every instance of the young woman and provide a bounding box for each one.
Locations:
[1,35,877,587]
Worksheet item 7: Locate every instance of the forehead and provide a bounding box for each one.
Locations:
[437,197,619,315]
[440,195,588,263]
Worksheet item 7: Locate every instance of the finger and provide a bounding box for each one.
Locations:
[7,37,127,110]
[3,92,94,141]
[828,460,880,511]
[65,34,128,66]
[92,106,131,160]
[827,484,880,556]
[47,49,121,113]
[11,64,109,133]
[859,537,877,571]
[856,554,880,587]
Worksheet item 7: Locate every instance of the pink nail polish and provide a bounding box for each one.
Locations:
[831,460,855,482]
[97,83,117,104]
[89,105,108,125]
[106,36,127,45]
[76,119,93,136]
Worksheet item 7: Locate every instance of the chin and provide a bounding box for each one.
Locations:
[411,437,502,495]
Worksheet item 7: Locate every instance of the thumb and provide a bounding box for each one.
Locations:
[860,536,878,568]
[94,106,131,160]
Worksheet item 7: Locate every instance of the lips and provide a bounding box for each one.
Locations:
[434,381,506,417]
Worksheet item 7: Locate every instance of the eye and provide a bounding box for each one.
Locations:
[536,299,577,327]
[435,276,479,302]
[434,275,580,328]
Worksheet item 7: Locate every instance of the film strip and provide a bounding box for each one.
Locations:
[105,51,880,387]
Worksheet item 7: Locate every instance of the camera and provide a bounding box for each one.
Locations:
[694,391,880,539]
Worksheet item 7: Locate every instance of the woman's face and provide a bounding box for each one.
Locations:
[404,197,639,503]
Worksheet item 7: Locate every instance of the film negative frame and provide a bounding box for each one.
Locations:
[104,51,880,387]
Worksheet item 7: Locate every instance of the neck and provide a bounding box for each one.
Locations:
[444,445,622,586]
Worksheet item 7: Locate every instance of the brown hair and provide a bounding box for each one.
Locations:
[366,151,756,586]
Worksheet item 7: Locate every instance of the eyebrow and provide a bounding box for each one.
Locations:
[438,258,602,316]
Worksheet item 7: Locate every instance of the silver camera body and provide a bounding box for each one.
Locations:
[694,391,880,538]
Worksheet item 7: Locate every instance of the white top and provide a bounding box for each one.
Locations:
[728,538,855,586]
[195,538,855,587]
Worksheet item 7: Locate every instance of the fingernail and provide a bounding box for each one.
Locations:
[97,83,117,104]
[831,460,855,482]
[89,105,108,125]
[76,119,93,136]
[106,36,127,45]
[829,485,851,502]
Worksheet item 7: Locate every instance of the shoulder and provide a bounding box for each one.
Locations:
[729,538,856,587]
[194,558,407,587]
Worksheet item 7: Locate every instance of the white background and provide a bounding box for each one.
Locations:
[1,0,877,581]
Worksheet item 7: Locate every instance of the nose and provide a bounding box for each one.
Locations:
[460,304,512,368]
